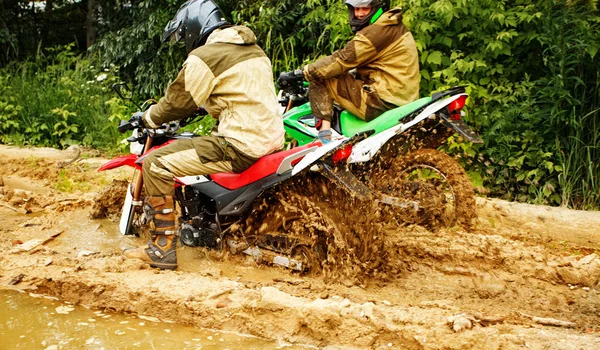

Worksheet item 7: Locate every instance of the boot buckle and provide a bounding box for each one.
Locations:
[148,244,164,259]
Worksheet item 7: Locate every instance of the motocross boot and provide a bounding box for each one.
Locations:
[123,196,178,270]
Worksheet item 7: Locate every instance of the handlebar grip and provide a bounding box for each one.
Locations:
[118,120,133,134]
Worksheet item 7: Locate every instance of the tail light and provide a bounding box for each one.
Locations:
[332,144,353,164]
[447,95,467,120]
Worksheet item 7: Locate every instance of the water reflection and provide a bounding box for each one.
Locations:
[1,291,307,349]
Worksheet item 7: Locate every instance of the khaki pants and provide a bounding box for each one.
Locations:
[142,136,257,196]
[307,73,394,122]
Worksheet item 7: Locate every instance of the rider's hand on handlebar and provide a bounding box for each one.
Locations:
[317,129,332,144]
[128,111,146,128]
[277,69,304,89]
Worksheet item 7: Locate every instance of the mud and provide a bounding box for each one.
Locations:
[1,145,600,349]
[237,179,385,283]
[89,179,128,221]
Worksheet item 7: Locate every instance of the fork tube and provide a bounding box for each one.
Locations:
[132,137,153,201]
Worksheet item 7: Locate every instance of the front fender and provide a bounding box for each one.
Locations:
[98,154,141,171]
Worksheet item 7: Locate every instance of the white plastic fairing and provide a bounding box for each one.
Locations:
[119,183,134,235]
[348,93,468,163]
[129,129,144,155]
[291,138,346,176]
[174,175,210,185]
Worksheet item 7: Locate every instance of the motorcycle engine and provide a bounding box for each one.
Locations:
[177,186,219,248]
[179,221,219,248]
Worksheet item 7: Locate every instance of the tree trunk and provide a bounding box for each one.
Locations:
[43,0,54,46]
[87,0,97,48]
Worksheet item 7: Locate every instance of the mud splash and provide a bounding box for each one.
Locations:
[241,177,401,285]
[90,179,128,221]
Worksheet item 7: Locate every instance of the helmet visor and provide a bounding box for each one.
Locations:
[169,29,182,43]
[345,0,373,7]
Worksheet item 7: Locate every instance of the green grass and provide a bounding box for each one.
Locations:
[0,44,130,152]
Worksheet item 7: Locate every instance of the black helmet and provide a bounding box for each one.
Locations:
[162,0,230,53]
[345,0,390,33]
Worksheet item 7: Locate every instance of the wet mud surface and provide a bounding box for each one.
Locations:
[1,145,600,349]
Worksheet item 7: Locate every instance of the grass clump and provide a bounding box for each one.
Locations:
[0,44,132,152]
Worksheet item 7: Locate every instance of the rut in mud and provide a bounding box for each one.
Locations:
[1,145,600,349]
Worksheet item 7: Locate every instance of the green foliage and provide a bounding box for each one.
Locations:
[402,0,600,208]
[0,44,128,151]
[0,0,90,66]
[91,0,187,97]
[229,0,352,74]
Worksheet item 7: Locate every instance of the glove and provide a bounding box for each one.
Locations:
[277,69,304,89]
[129,111,145,128]
[318,129,332,144]
[118,111,146,133]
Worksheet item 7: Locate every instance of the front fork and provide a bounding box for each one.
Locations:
[132,138,153,203]
[120,138,153,235]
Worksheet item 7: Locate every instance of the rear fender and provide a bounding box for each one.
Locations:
[98,154,141,172]
[348,94,468,163]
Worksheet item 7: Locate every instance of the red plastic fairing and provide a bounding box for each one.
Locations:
[98,154,141,172]
[332,144,353,164]
[211,142,321,190]
[448,95,468,120]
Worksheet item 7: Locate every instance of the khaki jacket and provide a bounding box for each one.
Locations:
[144,26,285,159]
[303,8,420,106]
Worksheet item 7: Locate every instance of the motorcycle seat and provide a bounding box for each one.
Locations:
[211,142,320,190]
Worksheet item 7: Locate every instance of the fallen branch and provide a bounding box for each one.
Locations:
[10,231,64,254]
[0,202,28,214]
[56,147,81,169]
[519,312,577,328]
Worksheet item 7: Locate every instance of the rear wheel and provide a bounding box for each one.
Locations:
[242,190,330,274]
[372,148,476,228]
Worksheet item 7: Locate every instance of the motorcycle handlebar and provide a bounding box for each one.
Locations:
[277,69,305,90]
[118,120,135,134]
[118,109,205,136]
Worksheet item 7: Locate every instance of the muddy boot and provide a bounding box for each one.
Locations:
[123,196,178,270]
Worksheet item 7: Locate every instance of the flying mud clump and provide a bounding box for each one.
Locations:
[89,179,128,220]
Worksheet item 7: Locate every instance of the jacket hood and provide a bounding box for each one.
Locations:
[374,7,403,26]
[206,25,257,45]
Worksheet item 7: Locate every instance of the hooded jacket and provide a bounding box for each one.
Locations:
[303,8,420,107]
[144,26,285,159]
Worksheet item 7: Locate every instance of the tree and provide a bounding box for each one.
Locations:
[87,0,97,48]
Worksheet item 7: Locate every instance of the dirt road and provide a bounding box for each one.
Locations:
[1,145,599,349]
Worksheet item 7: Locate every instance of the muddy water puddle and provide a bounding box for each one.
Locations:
[1,291,308,349]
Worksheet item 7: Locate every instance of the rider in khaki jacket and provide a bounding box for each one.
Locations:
[144,26,284,160]
[123,0,284,270]
[300,0,420,143]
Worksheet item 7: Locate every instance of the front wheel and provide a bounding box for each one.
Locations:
[371,148,476,228]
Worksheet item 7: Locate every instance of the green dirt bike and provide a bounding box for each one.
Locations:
[277,71,483,228]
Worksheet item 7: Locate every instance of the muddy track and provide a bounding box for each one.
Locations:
[1,145,599,349]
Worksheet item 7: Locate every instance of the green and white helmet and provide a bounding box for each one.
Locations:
[345,0,390,33]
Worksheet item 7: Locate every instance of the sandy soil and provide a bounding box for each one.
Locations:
[0,144,599,349]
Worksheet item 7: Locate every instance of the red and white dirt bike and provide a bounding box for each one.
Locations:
[99,84,365,272]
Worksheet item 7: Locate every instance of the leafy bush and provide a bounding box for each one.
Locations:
[402,0,599,209]
[0,44,131,151]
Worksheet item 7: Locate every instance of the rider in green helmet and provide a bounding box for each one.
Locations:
[289,0,420,143]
